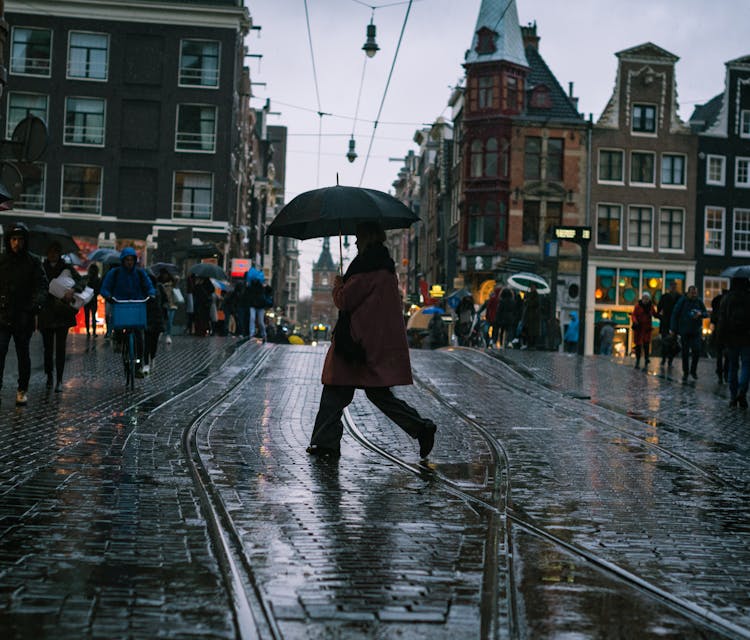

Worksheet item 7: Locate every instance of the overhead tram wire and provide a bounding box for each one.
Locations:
[358,0,414,186]
[270,99,425,127]
[303,0,330,187]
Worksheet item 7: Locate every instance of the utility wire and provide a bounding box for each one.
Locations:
[268,99,425,126]
[359,0,414,186]
[303,0,329,187]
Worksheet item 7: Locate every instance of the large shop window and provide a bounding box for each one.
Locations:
[61,165,102,214]
[173,171,213,219]
[10,27,51,76]
[179,40,220,88]
[596,203,622,248]
[595,268,686,307]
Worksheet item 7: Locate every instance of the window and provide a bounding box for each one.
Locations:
[628,206,653,249]
[467,200,505,248]
[704,277,729,308]
[173,171,213,219]
[176,105,217,152]
[736,157,750,187]
[478,76,494,109]
[706,155,725,185]
[530,86,551,109]
[68,32,109,80]
[632,104,656,133]
[10,27,51,76]
[631,151,655,184]
[505,76,518,111]
[741,109,750,138]
[523,201,540,244]
[704,206,725,255]
[733,209,750,255]
[179,39,220,87]
[61,165,102,214]
[14,163,45,211]
[64,97,105,146]
[524,137,541,180]
[596,204,622,247]
[661,154,685,186]
[484,138,498,177]
[595,268,616,304]
[598,149,623,182]
[545,201,563,240]
[659,208,684,251]
[547,139,563,181]
[500,139,510,177]
[470,140,483,178]
[6,92,48,138]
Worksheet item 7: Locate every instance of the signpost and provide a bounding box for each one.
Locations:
[553,226,592,355]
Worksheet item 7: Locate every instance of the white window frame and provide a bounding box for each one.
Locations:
[627,205,654,251]
[595,202,623,249]
[736,157,750,188]
[10,26,52,78]
[597,148,624,184]
[741,109,750,138]
[67,31,109,81]
[704,206,725,256]
[706,154,725,186]
[60,164,103,215]
[732,208,750,257]
[704,276,729,309]
[658,207,685,253]
[175,104,218,153]
[5,91,49,138]
[178,39,220,89]
[14,162,46,211]
[172,171,214,220]
[632,103,657,136]
[660,153,687,188]
[63,96,106,147]
[630,150,656,186]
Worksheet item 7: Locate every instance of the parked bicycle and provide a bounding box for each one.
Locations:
[111,298,148,389]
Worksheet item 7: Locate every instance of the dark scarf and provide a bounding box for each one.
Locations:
[343,244,395,282]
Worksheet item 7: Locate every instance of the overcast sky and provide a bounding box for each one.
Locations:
[246,0,750,299]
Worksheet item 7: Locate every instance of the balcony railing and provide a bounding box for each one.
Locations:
[14,193,44,210]
[10,56,51,75]
[175,131,216,152]
[62,195,101,214]
[179,67,219,87]
[64,123,105,145]
[173,202,212,219]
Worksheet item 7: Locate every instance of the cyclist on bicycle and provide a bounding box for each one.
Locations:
[100,247,155,377]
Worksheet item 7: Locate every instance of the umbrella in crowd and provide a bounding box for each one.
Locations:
[445,287,471,309]
[88,248,120,263]
[421,306,443,315]
[267,183,420,270]
[189,262,228,281]
[210,277,231,291]
[720,265,750,279]
[150,262,179,277]
[27,224,80,257]
[506,272,551,294]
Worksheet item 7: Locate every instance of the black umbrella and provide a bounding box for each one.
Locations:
[267,185,419,239]
[150,262,179,277]
[720,265,750,278]
[189,262,228,280]
[28,224,80,257]
[88,248,120,263]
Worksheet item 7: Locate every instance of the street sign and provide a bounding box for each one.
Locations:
[554,226,592,244]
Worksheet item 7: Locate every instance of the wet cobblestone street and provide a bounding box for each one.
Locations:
[0,336,748,638]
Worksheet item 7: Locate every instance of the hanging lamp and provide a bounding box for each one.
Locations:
[362,19,379,58]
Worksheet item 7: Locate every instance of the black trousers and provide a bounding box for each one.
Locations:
[0,325,33,391]
[41,327,70,381]
[310,384,432,451]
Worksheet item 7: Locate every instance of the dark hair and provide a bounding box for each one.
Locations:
[355,220,386,245]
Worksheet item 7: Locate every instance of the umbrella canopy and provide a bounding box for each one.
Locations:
[446,287,471,309]
[28,224,80,257]
[720,265,750,278]
[507,272,551,294]
[406,308,445,330]
[210,277,231,291]
[102,254,121,266]
[88,248,120,263]
[150,262,179,277]
[189,262,228,280]
[421,306,443,314]
[266,185,420,240]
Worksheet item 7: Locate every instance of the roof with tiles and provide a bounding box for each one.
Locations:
[465,0,528,68]
[523,43,584,124]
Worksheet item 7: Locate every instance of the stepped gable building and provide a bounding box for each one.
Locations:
[310,238,339,333]
[589,42,696,355]
[458,0,587,312]
[0,0,252,263]
[689,55,750,304]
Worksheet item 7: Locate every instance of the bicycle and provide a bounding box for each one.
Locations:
[111,298,148,389]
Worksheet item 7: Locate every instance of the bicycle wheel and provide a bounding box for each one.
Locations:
[121,330,132,387]
[128,332,136,389]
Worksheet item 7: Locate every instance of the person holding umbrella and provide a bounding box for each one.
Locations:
[306,221,437,459]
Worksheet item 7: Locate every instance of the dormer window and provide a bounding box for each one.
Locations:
[475,27,497,55]
[530,85,551,109]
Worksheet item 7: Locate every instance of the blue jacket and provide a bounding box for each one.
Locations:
[671,295,707,336]
[100,248,155,300]
[564,312,579,343]
[245,266,264,284]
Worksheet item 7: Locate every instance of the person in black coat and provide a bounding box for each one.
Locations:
[710,289,729,383]
[718,277,750,407]
[656,280,681,367]
[83,263,101,337]
[0,223,48,405]
[39,242,84,392]
[142,272,165,374]
[671,285,708,382]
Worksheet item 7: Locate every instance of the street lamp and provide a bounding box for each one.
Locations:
[362,20,379,58]
[346,137,357,163]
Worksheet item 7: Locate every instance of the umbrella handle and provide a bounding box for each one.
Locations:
[339,230,343,276]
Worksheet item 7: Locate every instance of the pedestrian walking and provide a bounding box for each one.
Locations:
[143,270,165,374]
[157,269,179,345]
[671,285,708,382]
[655,280,681,367]
[631,292,654,369]
[454,295,475,346]
[39,242,83,392]
[307,221,437,460]
[479,286,500,347]
[246,263,267,341]
[521,284,541,350]
[0,223,47,406]
[599,322,614,356]
[718,277,750,407]
[710,288,729,383]
[563,311,579,353]
[192,277,213,337]
[494,287,515,348]
[83,263,101,337]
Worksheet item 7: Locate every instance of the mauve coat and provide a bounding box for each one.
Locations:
[322,269,413,388]
[631,301,654,346]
